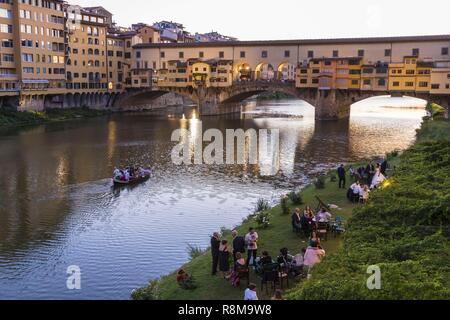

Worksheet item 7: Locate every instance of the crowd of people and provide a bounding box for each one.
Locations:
[292,206,333,237]
[113,167,151,182]
[175,160,390,299]
[206,220,327,300]
[338,159,389,204]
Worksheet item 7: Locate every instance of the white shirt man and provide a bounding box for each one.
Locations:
[351,182,361,195]
[245,231,258,251]
[244,288,258,301]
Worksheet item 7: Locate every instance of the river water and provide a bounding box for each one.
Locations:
[0,98,426,299]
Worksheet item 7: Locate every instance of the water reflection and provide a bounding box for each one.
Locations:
[0,98,425,299]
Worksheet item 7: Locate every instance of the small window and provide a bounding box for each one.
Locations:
[261,51,268,58]
[358,49,365,57]
[219,51,224,58]
[412,48,420,56]
[442,47,449,55]
[160,51,165,58]
[284,50,290,58]
[307,50,314,58]
[333,50,339,58]
[199,51,204,58]
[240,51,245,58]
[179,52,184,59]
[385,49,391,57]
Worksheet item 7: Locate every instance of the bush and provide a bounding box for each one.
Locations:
[187,244,206,260]
[131,279,160,300]
[255,198,270,213]
[289,191,304,205]
[314,176,326,189]
[280,196,290,215]
[426,102,446,119]
[254,211,271,229]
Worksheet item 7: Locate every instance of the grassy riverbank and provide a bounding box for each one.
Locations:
[133,117,449,301]
[287,118,450,300]
[132,164,383,300]
[0,108,111,128]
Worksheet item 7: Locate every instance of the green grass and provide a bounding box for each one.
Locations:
[134,169,364,300]
[0,108,110,128]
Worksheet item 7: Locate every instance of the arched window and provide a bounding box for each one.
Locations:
[93,27,98,36]
[88,48,93,55]
[94,49,99,55]
[94,60,100,67]
[88,60,93,66]
[87,27,92,35]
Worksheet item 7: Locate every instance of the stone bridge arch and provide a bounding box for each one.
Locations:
[112,87,197,110]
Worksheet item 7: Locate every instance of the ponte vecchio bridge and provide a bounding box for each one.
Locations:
[118,35,450,120]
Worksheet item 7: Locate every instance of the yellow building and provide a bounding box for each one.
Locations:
[415,61,433,93]
[66,5,108,93]
[210,60,233,87]
[430,60,450,94]
[0,0,66,97]
[191,61,210,87]
[348,58,362,90]
[388,56,418,91]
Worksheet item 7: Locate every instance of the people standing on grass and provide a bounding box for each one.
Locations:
[245,227,259,267]
[230,252,247,287]
[292,208,302,232]
[304,241,326,278]
[337,164,346,189]
[219,240,231,279]
[211,232,221,276]
[231,230,246,262]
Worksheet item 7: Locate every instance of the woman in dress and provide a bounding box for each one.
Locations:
[230,252,246,287]
[371,164,386,189]
[219,240,231,280]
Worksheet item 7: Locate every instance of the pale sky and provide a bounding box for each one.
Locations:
[71,0,450,40]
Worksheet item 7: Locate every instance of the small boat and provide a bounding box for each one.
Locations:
[113,168,152,187]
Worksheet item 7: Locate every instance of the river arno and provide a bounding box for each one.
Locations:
[0,98,426,299]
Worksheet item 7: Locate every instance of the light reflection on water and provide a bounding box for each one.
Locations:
[0,98,425,299]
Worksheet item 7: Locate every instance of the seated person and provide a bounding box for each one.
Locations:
[176,269,196,290]
[255,251,273,274]
[276,247,294,267]
[350,182,361,203]
[316,207,332,223]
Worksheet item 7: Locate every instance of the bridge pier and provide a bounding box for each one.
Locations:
[314,89,353,121]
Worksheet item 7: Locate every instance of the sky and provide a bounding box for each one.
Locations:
[71,0,450,40]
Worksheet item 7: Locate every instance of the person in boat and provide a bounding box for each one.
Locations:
[124,169,130,182]
[113,168,121,178]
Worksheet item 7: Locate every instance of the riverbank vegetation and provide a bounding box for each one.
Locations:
[132,169,363,300]
[0,108,111,128]
[287,117,450,300]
